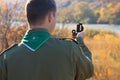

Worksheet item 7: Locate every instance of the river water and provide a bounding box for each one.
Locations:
[11,22,120,35]
[56,23,120,35]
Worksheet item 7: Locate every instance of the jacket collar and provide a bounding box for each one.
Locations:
[28,28,49,33]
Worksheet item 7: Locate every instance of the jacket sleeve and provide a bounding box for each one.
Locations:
[73,37,94,80]
[0,54,7,80]
[0,55,3,80]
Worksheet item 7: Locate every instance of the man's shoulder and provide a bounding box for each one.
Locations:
[0,44,18,56]
[49,37,78,50]
[50,37,74,45]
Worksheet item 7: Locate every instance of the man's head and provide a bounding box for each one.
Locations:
[26,0,56,32]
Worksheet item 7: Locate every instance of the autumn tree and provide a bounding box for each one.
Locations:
[57,1,97,24]
[96,2,120,24]
[0,0,25,51]
[73,2,97,23]
[112,3,120,24]
[57,6,74,28]
[97,3,115,24]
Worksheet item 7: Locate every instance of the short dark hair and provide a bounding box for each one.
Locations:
[26,0,56,25]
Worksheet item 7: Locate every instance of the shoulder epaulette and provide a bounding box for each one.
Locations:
[59,38,78,44]
[0,44,18,56]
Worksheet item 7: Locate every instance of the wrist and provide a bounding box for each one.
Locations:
[76,37,85,46]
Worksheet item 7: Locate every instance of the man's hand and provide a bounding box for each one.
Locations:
[77,32,85,39]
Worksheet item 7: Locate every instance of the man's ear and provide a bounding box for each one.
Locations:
[48,12,53,23]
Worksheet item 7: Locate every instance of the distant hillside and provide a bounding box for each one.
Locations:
[7,0,120,24]
[9,0,120,9]
[55,0,120,9]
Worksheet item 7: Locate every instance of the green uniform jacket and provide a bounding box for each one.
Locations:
[0,28,94,80]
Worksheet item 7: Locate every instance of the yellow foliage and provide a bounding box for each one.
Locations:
[107,68,113,76]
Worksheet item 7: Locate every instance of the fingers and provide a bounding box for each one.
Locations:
[77,32,85,39]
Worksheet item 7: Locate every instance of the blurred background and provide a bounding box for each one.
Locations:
[0,0,120,80]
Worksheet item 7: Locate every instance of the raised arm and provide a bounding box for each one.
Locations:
[73,37,94,80]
